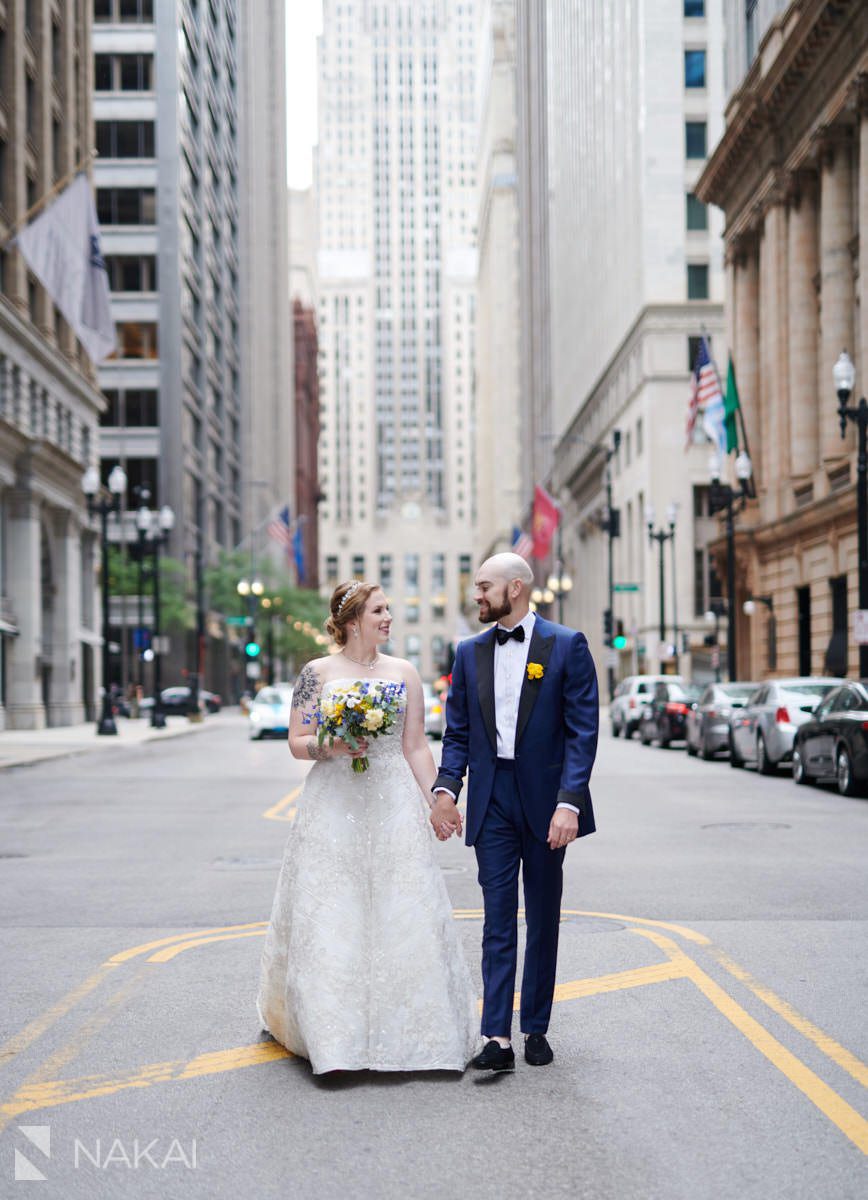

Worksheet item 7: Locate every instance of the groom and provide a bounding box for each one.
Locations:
[430,552,599,1071]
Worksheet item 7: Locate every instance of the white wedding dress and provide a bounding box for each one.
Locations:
[256,678,481,1073]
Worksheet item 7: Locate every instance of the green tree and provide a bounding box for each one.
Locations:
[106,546,193,634]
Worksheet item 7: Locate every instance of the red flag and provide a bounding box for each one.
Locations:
[532,485,560,559]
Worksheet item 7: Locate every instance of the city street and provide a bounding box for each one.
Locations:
[0,715,866,1198]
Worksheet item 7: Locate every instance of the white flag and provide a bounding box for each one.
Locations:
[15,173,116,363]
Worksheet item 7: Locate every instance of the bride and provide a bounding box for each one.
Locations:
[256,579,481,1073]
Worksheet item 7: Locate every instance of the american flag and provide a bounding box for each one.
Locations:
[512,526,533,561]
[686,336,722,449]
[267,505,293,556]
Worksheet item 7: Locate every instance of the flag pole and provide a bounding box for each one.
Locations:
[0,149,99,251]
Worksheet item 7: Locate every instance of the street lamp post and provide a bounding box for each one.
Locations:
[140,503,175,729]
[833,350,868,677]
[646,503,677,669]
[708,451,753,681]
[82,463,127,735]
[133,486,152,693]
[545,525,574,625]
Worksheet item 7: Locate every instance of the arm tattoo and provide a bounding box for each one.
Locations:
[306,738,330,761]
[292,664,319,711]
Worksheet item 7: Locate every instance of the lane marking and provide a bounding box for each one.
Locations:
[1,1043,293,1120]
[148,931,267,963]
[262,786,301,822]
[0,964,122,1070]
[107,923,268,964]
[710,946,868,1091]
[632,929,868,1157]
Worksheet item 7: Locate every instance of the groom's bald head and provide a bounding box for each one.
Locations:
[474,553,534,625]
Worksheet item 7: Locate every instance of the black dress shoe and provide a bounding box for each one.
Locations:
[471,1040,515,1072]
[524,1034,554,1066]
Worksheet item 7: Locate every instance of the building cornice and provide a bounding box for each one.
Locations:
[697,0,867,223]
[0,298,105,417]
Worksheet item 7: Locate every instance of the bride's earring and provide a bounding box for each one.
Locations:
[353,627,359,637]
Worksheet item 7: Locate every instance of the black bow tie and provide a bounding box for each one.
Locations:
[496,625,526,646]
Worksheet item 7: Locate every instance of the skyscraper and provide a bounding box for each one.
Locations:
[316,0,478,677]
[93,0,290,689]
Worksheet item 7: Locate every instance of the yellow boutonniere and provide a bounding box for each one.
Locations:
[526,662,544,681]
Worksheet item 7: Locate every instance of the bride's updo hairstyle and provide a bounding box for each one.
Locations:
[326,580,380,647]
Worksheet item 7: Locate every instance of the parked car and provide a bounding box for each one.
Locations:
[422,681,445,739]
[792,680,868,796]
[728,677,843,773]
[610,675,684,739]
[145,685,222,715]
[686,682,758,759]
[638,681,702,747]
[199,689,222,713]
[248,686,293,740]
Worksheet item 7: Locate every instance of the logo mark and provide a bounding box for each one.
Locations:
[14,1125,50,1181]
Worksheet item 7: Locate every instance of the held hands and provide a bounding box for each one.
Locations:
[429,792,462,841]
[331,737,369,760]
[547,807,578,850]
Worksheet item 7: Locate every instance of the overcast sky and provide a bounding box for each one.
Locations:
[285,0,322,189]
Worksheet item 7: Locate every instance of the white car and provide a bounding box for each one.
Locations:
[610,674,684,739]
[248,686,293,740]
[422,681,445,739]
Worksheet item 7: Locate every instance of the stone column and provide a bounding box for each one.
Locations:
[859,94,868,395]
[49,508,86,726]
[732,235,760,484]
[758,197,789,510]
[819,132,855,460]
[5,472,45,730]
[787,171,820,477]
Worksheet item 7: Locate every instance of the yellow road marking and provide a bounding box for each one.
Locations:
[262,786,301,822]
[3,960,682,1113]
[148,930,267,963]
[711,947,868,1091]
[0,963,122,1069]
[107,923,268,964]
[1,1043,292,1119]
[632,929,868,1157]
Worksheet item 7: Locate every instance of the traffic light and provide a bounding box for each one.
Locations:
[608,508,621,538]
[244,640,261,659]
[603,609,613,643]
[612,619,627,650]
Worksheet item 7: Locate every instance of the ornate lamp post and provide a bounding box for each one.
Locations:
[135,502,175,728]
[833,350,868,677]
[646,502,677,668]
[82,463,127,735]
[708,451,753,681]
[545,564,573,624]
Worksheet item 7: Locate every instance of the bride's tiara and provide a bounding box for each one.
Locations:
[336,580,363,616]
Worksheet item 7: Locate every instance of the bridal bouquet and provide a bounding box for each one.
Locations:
[312,680,406,773]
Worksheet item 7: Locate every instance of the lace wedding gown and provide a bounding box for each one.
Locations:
[256,678,481,1073]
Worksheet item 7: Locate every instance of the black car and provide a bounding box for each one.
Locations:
[638,682,702,748]
[792,680,868,796]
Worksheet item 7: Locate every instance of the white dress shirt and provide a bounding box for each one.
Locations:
[435,610,578,817]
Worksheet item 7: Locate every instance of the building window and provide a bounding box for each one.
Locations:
[325,555,339,585]
[102,456,157,500]
[378,554,392,591]
[95,120,155,158]
[431,552,446,618]
[351,554,365,579]
[687,263,709,300]
[94,0,154,21]
[96,187,156,225]
[686,192,708,231]
[405,633,421,669]
[746,0,760,66]
[404,552,420,594]
[826,575,848,675]
[636,418,643,457]
[431,635,446,672]
[684,49,706,88]
[100,389,159,426]
[684,0,704,15]
[685,121,707,159]
[105,255,158,292]
[95,53,154,91]
[111,322,159,359]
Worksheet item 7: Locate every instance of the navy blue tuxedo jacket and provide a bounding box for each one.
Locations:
[433,616,599,846]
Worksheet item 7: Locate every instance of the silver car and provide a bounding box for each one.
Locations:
[610,674,683,739]
[728,677,843,773]
[422,681,445,739]
[686,681,758,759]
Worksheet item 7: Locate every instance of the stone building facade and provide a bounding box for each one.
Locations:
[0,0,104,728]
[697,0,868,679]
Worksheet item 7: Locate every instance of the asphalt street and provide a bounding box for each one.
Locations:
[0,713,866,1199]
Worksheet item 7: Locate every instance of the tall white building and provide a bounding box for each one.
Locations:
[316,0,478,678]
[519,0,728,688]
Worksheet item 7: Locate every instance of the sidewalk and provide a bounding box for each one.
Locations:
[0,708,243,771]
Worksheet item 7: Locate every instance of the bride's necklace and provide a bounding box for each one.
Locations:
[340,649,380,672]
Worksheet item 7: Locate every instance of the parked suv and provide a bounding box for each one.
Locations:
[610,675,683,739]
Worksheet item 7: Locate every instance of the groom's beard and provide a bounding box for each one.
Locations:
[478,592,512,624]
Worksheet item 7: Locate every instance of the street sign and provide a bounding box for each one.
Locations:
[607,649,618,668]
[246,662,261,680]
[613,583,640,593]
[226,616,248,626]
[854,610,868,645]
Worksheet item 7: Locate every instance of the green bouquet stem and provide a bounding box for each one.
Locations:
[352,756,370,773]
